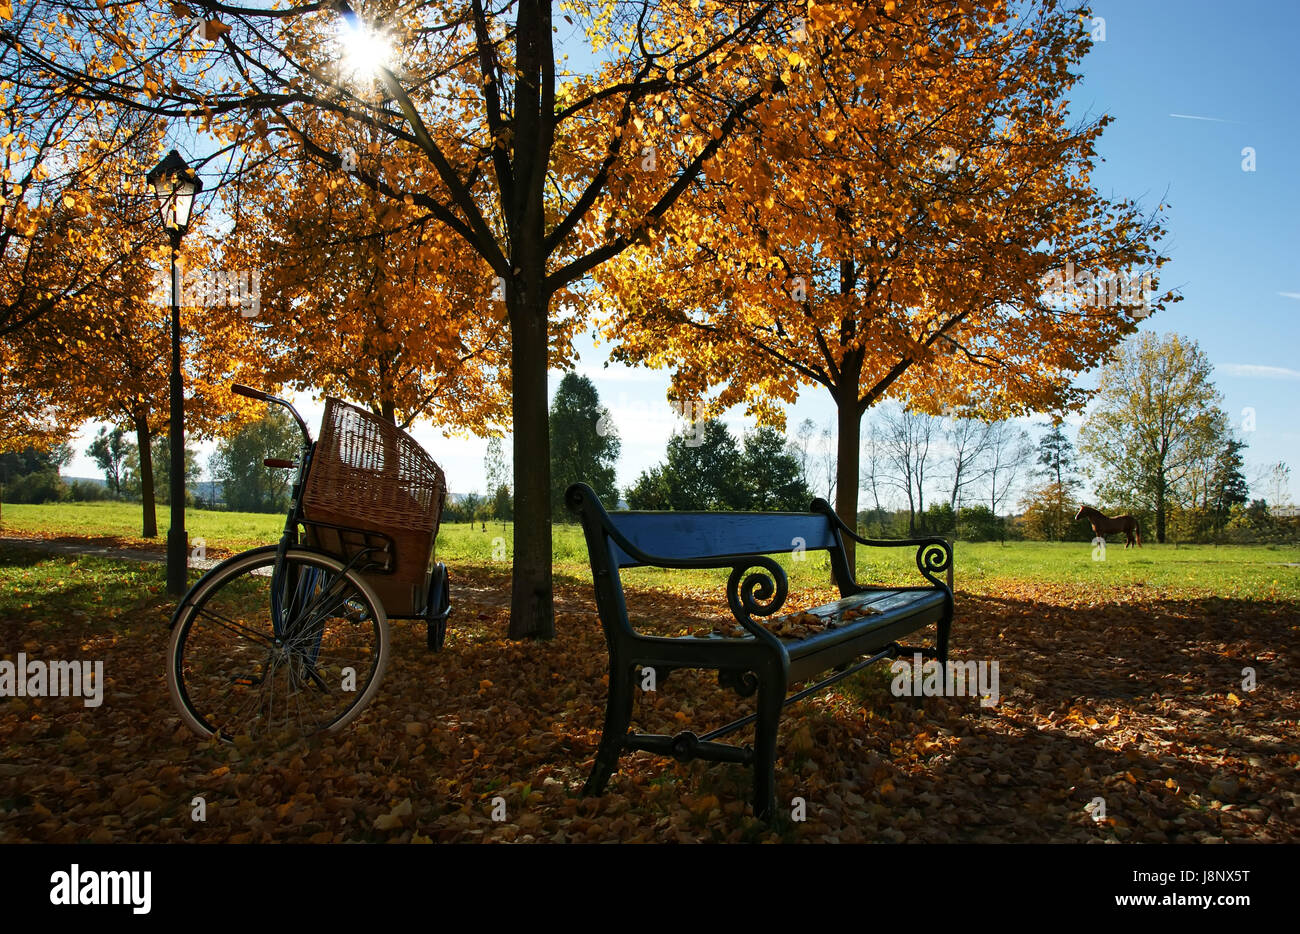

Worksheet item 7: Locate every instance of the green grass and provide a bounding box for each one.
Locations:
[4,501,1298,601]
[0,501,282,552]
[0,549,169,624]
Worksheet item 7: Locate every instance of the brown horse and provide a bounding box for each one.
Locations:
[1076,505,1141,548]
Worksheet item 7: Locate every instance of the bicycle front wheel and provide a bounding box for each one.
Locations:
[167,546,390,743]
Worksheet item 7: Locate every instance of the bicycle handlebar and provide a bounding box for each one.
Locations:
[231,383,312,448]
[232,383,271,402]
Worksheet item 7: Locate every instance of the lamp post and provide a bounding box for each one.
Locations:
[146,150,202,596]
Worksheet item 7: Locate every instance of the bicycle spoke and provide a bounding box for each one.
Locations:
[168,551,389,744]
[191,604,277,647]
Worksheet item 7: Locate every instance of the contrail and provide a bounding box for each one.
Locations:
[1168,113,1235,123]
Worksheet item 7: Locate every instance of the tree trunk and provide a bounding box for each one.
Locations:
[500,0,555,640]
[1156,478,1167,544]
[506,296,554,640]
[833,376,861,584]
[134,407,157,539]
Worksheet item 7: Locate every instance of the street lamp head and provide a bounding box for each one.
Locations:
[146,149,202,239]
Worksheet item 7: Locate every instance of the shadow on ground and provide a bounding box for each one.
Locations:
[0,557,1295,843]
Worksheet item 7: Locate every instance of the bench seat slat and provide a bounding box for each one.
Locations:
[784,589,947,685]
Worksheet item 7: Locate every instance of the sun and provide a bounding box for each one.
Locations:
[336,19,392,82]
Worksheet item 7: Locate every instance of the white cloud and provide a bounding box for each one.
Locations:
[1218,363,1300,381]
[1278,291,1300,300]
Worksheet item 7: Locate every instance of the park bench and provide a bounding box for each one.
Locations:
[566,482,955,820]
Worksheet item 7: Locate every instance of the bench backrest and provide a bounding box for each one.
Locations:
[565,484,859,637]
[602,510,840,568]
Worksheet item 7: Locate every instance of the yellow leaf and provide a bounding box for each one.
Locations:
[202,19,231,41]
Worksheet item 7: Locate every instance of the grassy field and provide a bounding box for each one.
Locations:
[3,500,1298,600]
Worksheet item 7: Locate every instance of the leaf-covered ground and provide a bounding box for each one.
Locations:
[1,551,1297,843]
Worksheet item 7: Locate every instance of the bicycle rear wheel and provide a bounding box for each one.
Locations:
[167,546,389,743]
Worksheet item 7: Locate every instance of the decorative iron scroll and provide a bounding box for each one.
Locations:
[725,558,789,628]
[916,541,952,588]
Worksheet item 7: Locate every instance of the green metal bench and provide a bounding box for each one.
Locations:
[566,482,955,819]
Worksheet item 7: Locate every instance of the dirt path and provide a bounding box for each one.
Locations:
[0,534,222,570]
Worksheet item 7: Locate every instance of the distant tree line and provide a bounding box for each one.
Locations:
[625,421,811,512]
[1,432,200,514]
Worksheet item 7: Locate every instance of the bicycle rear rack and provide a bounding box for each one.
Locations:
[299,519,398,575]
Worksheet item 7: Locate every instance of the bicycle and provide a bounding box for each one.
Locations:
[166,385,451,743]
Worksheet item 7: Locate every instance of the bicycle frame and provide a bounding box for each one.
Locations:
[230,385,381,647]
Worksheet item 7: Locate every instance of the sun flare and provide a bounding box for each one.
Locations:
[336,20,392,81]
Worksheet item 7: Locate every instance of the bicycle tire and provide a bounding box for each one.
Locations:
[167,546,390,743]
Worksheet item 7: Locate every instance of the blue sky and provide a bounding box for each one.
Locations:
[64,1,1300,508]
[1067,0,1300,499]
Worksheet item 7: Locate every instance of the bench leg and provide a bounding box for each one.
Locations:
[937,611,952,692]
[584,662,634,797]
[752,671,784,820]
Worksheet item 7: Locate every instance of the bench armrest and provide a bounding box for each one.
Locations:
[611,514,791,642]
[811,498,953,590]
[567,484,792,655]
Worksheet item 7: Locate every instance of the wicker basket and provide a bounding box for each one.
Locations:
[301,397,447,616]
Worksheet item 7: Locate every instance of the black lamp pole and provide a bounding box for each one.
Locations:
[146,149,201,597]
[166,226,185,595]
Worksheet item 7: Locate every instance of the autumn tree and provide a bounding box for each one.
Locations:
[21,0,878,638]
[229,116,511,432]
[1018,481,1079,542]
[1079,332,1232,543]
[595,0,1174,575]
[6,114,265,535]
[0,38,147,345]
[0,73,187,452]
